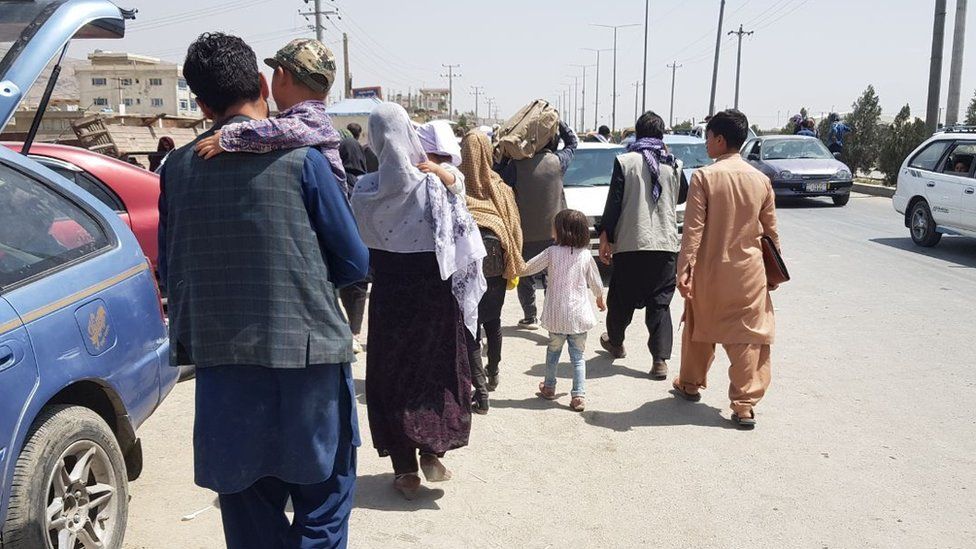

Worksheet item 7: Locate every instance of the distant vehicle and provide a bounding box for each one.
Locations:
[1,2,177,547]
[3,143,162,277]
[690,123,757,141]
[563,136,710,259]
[741,135,854,206]
[892,126,976,247]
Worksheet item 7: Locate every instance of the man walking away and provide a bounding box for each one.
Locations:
[597,125,612,143]
[158,33,369,547]
[351,122,379,173]
[497,121,578,329]
[671,109,780,430]
[597,111,686,380]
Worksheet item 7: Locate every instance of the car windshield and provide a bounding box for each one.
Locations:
[762,139,833,160]
[669,142,712,169]
[564,147,623,187]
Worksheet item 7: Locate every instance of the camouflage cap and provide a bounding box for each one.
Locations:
[265,39,337,94]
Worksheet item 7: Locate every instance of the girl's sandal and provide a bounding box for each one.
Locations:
[570,396,586,412]
[419,454,453,482]
[538,382,557,400]
[394,473,421,500]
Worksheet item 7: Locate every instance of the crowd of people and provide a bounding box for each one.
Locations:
[158,32,783,548]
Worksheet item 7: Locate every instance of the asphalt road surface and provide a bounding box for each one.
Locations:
[122,193,976,549]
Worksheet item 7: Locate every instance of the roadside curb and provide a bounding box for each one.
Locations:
[852,181,895,198]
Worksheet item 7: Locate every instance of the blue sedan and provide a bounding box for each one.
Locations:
[1,2,177,547]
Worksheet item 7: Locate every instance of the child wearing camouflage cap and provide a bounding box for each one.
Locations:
[195,38,349,193]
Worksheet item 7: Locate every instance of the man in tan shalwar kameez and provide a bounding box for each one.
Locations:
[672,110,781,430]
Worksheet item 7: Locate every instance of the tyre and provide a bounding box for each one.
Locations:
[832,193,851,207]
[909,200,942,247]
[1,405,129,549]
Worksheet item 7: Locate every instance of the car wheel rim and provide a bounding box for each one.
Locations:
[45,440,118,549]
[912,209,929,240]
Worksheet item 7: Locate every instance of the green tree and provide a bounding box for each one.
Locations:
[878,105,929,185]
[673,119,694,132]
[965,90,976,126]
[844,85,883,175]
[750,124,763,136]
[817,117,832,145]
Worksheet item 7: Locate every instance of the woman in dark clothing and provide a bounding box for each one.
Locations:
[149,136,175,172]
[351,103,486,500]
[337,127,370,353]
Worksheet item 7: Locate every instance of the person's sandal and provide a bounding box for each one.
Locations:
[732,411,757,430]
[486,373,500,392]
[394,473,421,500]
[649,360,668,380]
[570,396,586,412]
[599,333,626,359]
[670,384,702,402]
[538,382,557,400]
[419,454,453,482]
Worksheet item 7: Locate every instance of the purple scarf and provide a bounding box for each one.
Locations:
[627,137,675,203]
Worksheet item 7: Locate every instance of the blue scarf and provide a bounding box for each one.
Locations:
[627,137,676,203]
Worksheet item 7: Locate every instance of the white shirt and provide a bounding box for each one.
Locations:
[523,246,604,335]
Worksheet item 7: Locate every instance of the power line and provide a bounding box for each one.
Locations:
[129,0,267,31]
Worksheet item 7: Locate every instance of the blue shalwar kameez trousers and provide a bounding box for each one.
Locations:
[159,120,369,549]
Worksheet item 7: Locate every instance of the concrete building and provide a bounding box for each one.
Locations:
[74,51,197,117]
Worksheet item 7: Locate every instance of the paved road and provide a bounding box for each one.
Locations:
[123,193,976,549]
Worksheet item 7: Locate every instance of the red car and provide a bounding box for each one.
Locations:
[3,142,161,275]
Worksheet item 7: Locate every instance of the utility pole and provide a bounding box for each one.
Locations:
[946,0,968,127]
[301,0,340,42]
[667,61,682,128]
[642,0,650,112]
[571,64,593,132]
[593,23,640,132]
[441,64,461,121]
[633,81,642,122]
[583,48,610,130]
[728,24,754,110]
[471,85,484,123]
[708,0,727,116]
[342,32,352,98]
[926,0,948,133]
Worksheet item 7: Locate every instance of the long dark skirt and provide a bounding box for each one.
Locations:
[366,250,471,458]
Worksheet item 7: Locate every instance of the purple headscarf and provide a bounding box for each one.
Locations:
[627,137,676,203]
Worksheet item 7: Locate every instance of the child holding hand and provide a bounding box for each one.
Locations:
[523,209,606,412]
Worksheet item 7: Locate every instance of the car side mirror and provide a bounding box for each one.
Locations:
[833,152,842,160]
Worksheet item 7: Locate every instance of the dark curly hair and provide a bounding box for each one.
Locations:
[183,32,261,117]
[553,209,591,249]
[706,109,750,149]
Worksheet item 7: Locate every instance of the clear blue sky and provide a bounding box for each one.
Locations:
[67,0,973,129]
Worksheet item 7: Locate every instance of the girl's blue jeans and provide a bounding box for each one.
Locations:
[544,332,587,397]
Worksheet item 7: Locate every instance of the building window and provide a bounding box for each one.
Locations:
[119,78,133,86]
[179,100,189,110]
[149,78,163,86]
[190,101,198,111]
[92,77,107,86]
[93,97,109,106]
[178,78,187,90]
[151,98,164,107]
[123,98,134,107]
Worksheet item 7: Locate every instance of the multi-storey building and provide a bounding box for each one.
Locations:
[74,51,198,117]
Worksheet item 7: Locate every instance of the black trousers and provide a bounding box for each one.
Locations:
[606,251,677,362]
[517,240,552,320]
[467,276,507,398]
[339,281,368,335]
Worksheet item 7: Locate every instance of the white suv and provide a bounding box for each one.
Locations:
[893,127,976,247]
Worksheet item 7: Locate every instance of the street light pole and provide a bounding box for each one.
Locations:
[583,48,610,130]
[945,0,968,127]
[571,64,594,132]
[593,23,640,132]
[667,61,682,128]
[642,0,650,113]
[728,24,754,110]
[633,81,641,122]
[470,85,483,123]
[708,0,727,116]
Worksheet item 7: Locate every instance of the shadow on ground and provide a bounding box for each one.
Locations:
[523,353,649,381]
[500,326,550,346]
[354,473,444,511]
[775,197,838,209]
[582,394,736,432]
[871,236,976,269]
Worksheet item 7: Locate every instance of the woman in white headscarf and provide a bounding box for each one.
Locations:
[351,103,486,500]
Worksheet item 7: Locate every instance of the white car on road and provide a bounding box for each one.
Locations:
[893,127,976,247]
[564,136,709,258]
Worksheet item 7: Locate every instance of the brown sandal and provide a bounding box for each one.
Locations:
[570,396,586,412]
[538,382,557,400]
